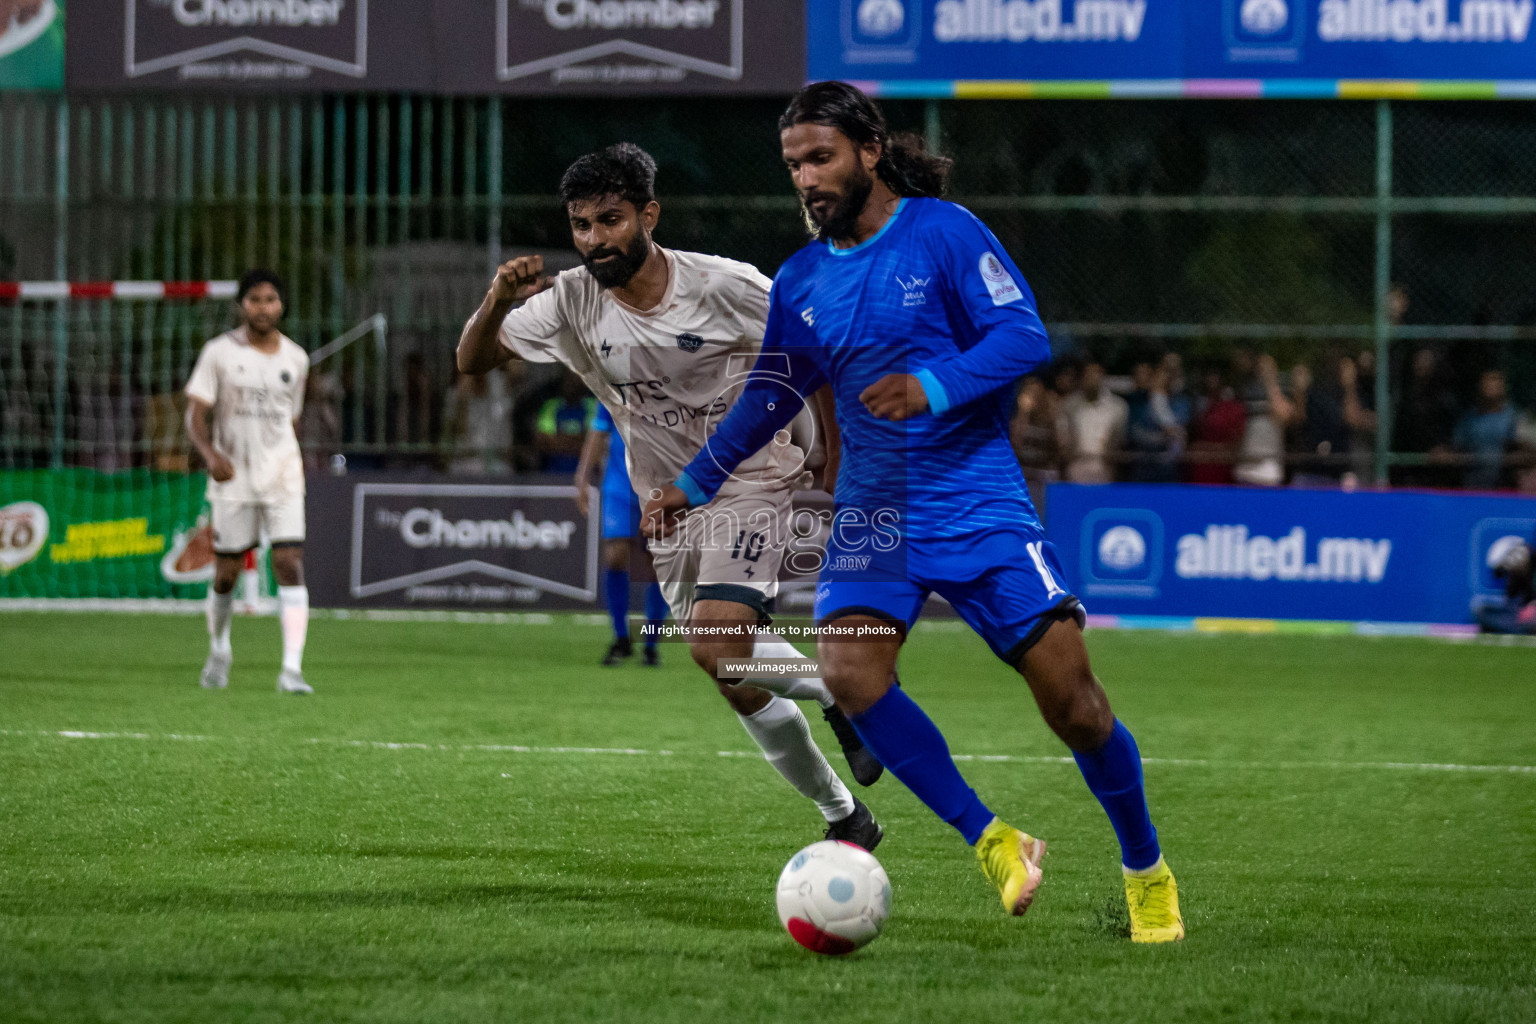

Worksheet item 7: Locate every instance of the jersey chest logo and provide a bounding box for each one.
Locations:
[896,274,931,308]
[676,332,704,353]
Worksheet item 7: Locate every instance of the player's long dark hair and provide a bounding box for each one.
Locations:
[778,81,952,199]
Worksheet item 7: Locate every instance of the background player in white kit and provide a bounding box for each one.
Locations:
[457,144,884,849]
[184,269,313,695]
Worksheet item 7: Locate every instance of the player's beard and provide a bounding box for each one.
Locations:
[802,165,875,244]
[582,229,651,289]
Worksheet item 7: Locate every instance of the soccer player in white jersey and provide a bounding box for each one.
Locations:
[184,269,313,695]
[457,143,884,849]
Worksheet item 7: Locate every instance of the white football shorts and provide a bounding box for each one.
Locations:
[210,495,306,555]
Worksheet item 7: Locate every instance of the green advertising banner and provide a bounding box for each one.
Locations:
[0,0,63,90]
[0,468,211,599]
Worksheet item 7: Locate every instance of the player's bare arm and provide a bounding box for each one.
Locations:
[859,373,929,422]
[457,255,552,374]
[643,484,690,539]
[184,396,234,483]
[572,428,609,518]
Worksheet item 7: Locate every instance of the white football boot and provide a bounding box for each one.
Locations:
[276,670,313,695]
[200,651,231,690]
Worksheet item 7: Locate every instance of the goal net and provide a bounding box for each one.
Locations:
[0,282,254,605]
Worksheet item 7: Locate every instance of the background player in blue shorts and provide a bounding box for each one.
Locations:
[647,81,1183,942]
[574,403,669,666]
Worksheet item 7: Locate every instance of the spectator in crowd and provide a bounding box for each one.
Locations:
[394,352,442,450]
[1349,348,1379,482]
[535,371,596,475]
[1515,412,1536,494]
[1125,354,1190,483]
[444,365,514,476]
[1009,375,1061,484]
[1453,368,1520,491]
[1186,365,1246,485]
[298,369,343,472]
[1049,354,1083,410]
[1060,358,1127,483]
[1286,353,1369,488]
[74,358,142,473]
[1232,349,1295,487]
[1392,346,1459,488]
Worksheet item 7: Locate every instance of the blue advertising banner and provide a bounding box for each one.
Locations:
[1046,484,1536,624]
[810,0,1536,98]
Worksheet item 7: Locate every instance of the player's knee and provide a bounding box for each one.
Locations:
[602,540,629,571]
[271,549,303,587]
[1040,674,1112,750]
[713,678,771,715]
[212,556,241,593]
[818,645,891,715]
[689,638,740,679]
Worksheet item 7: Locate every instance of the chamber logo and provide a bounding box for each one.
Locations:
[500,0,744,84]
[1097,525,1146,571]
[351,483,596,601]
[126,0,368,79]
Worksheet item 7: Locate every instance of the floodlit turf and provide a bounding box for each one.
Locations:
[2,613,1534,1023]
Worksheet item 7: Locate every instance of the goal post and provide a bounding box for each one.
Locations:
[3,281,247,604]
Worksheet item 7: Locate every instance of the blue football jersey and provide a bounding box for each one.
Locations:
[680,197,1051,542]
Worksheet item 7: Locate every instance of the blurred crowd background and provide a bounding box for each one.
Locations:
[4,96,1536,492]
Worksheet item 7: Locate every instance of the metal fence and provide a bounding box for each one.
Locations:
[3,94,1535,484]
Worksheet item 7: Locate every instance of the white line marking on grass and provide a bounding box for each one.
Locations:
[0,729,215,742]
[4,729,1532,774]
[302,737,672,756]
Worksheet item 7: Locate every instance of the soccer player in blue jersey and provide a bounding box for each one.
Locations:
[573,403,671,666]
[646,81,1183,941]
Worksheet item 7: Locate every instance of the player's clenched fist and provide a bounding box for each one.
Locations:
[642,485,691,539]
[860,373,930,421]
[206,451,236,484]
[491,255,552,305]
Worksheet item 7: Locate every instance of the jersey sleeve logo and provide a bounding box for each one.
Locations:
[676,332,704,353]
[979,251,1023,307]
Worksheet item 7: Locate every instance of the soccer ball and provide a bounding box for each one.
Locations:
[775,840,891,955]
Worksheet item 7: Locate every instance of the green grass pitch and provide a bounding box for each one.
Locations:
[2,612,1534,1023]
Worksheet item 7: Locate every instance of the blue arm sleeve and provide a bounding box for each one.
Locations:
[677,286,827,505]
[591,403,613,433]
[915,211,1052,415]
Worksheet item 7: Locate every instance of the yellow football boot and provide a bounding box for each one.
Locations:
[974,817,1045,916]
[1123,856,1185,943]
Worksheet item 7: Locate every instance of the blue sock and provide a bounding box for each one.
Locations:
[643,583,668,650]
[849,684,995,845]
[1073,719,1161,871]
[604,568,630,640]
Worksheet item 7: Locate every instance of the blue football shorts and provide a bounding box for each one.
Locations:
[813,525,1084,665]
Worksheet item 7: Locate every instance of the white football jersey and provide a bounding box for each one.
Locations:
[498,248,805,499]
[185,327,308,503]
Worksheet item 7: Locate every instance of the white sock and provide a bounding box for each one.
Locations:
[738,696,854,823]
[207,588,234,656]
[745,633,835,708]
[277,585,308,674]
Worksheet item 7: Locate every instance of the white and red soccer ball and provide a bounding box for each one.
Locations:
[776,840,891,955]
